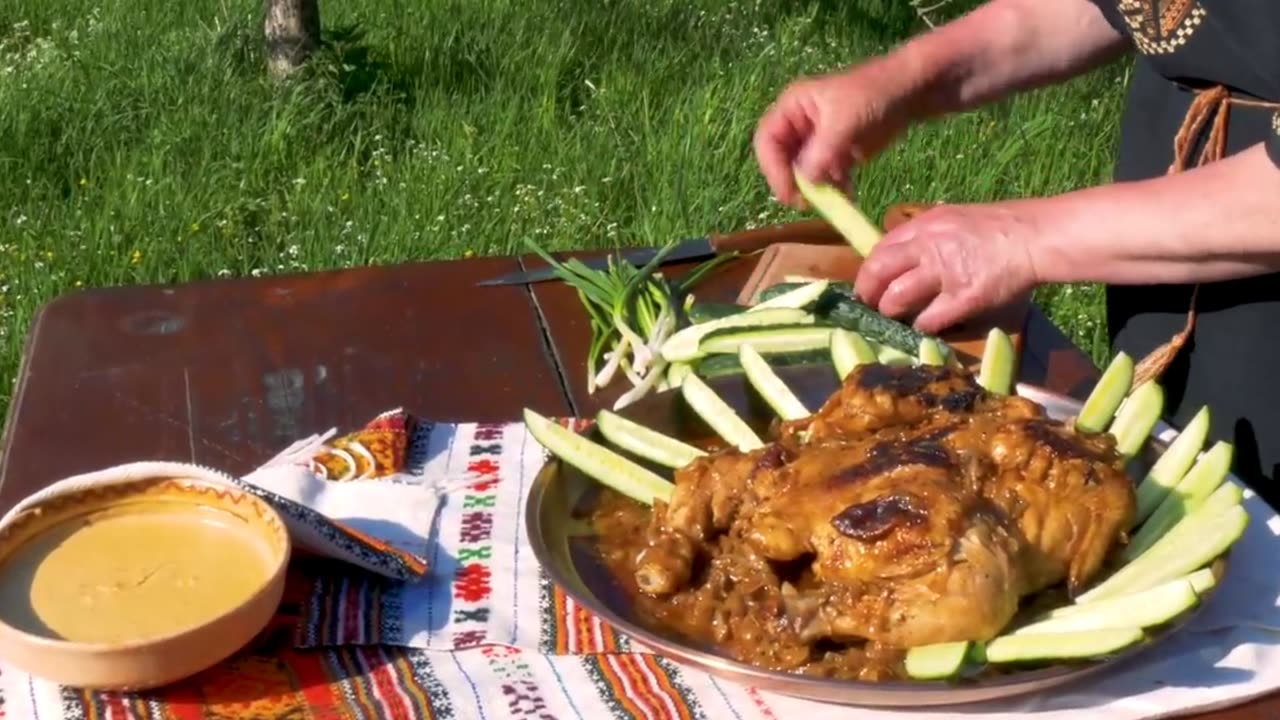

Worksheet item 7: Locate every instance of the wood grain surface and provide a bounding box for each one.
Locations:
[0,258,570,513]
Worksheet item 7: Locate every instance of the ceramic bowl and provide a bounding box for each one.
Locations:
[0,470,290,690]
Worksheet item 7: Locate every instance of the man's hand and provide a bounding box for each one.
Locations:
[854,202,1043,334]
[754,62,913,208]
[752,0,1128,207]
[856,143,1280,332]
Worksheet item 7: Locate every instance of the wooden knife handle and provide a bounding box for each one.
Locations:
[707,218,844,253]
[883,202,937,232]
[708,202,939,255]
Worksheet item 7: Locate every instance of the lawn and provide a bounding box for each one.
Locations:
[0,0,1129,415]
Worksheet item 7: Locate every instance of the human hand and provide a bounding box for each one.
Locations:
[853,202,1045,334]
[754,61,915,208]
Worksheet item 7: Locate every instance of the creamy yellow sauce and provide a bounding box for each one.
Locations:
[0,501,277,644]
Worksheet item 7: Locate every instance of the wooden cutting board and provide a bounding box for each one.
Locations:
[735,242,1029,368]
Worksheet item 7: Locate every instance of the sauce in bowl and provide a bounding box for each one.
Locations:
[0,499,278,645]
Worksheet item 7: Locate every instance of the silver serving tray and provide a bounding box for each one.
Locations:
[525,365,1230,708]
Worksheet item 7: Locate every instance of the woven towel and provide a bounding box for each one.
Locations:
[271,418,1280,720]
[0,409,454,584]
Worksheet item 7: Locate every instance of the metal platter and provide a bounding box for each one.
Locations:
[525,364,1231,707]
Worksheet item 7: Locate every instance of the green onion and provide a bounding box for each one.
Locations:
[521,236,739,404]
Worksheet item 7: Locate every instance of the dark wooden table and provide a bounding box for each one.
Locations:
[0,227,1267,718]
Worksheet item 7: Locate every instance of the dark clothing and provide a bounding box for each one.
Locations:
[1087,1,1280,173]
[1085,1,1280,505]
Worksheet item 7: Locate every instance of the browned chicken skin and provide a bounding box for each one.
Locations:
[635,364,1136,653]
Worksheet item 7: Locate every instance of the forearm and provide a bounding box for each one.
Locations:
[877,0,1129,119]
[1029,144,1280,285]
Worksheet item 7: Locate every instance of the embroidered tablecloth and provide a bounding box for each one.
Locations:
[4,416,1280,720]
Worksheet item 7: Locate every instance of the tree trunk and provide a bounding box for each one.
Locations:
[264,0,321,79]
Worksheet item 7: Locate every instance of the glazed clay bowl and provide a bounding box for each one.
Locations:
[0,464,291,690]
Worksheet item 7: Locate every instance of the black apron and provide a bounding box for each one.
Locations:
[1084,1,1280,505]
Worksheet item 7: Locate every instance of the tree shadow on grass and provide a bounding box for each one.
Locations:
[211,17,429,109]
[315,24,417,106]
[807,0,924,45]
[321,21,513,108]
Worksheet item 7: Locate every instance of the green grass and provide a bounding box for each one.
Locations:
[0,0,1127,415]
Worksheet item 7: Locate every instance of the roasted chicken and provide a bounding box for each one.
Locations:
[633,364,1136,659]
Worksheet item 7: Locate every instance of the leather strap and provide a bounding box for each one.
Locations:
[1133,86,1280,386]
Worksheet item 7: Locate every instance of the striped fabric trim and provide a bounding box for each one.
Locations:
[301,573,405,647]
[65,689,156,720]
[325,646,439,719]
[581,654,705,720]
[540,573,631,655]
[48,646,455,720]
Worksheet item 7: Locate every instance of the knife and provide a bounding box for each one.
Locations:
[476,218,846,287]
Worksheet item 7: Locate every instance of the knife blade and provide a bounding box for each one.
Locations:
[476,237,718,287]
[475,218,846,287]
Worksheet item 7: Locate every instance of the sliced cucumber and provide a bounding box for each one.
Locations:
[686,302,745,324]
[977,327,1017,395]
[749,279,830,312]
[596,409,706,470]
[793,172,883,257]
[918,337,948,367]
[1123,440,1234,561]
[783,274,823,284]
[757,280,854,304]
[666,362,694,388]
[739,344,810,421]
[1133,405,1211,525]
[1044,569,1216,620]
[831,328,878,379]
[1191,479,1245,517]
[1016,578,1197,635]
[1186,567,1219,595]
[695,350,830,379]
[904,641,971,681]
[1108,380,1165,459]
[523,409,674,506]
[699,325,835,356]
[680,374,764,451]
[1075,352,1135,434]
[985,628,1144,664]
[873,340,917,367]
[661,307,813,363]
[1075,484,1246,604]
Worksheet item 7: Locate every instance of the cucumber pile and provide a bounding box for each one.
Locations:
[667,278,965,388]
[537,171,950,411]
[524,197,1249,683]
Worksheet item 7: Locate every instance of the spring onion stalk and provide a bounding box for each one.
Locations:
[523,236,736,405]
[615,358,670,409]
[594,336,631,391]
[621,354,646,387]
